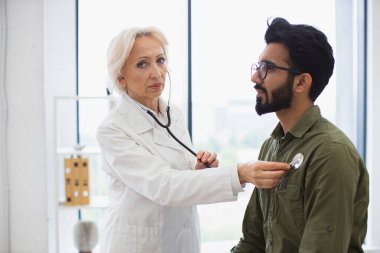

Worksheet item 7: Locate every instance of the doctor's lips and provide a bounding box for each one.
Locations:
[149,82,163,89]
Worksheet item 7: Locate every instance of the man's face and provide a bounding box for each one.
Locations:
[251,43,294,116]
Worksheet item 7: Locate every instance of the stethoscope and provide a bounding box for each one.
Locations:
[278,153,304,190]
[146,106,198,157]
[140,71,211,168]
[289,153,304,170]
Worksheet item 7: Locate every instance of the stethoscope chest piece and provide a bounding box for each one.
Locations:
[290,153,304,170]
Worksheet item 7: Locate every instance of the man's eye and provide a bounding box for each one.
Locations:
[260,64,268,72]
[265,64,276,71]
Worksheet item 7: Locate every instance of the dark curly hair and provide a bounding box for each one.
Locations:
[265,17,335,102]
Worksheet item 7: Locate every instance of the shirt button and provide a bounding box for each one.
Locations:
[184,223,191,229]
[326,225,334,232]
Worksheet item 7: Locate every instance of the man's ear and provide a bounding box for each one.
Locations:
[293,73,312,93]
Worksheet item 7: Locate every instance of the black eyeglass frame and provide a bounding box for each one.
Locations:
[251,61,302,81]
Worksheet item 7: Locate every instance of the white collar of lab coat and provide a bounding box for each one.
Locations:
[116,93,171,134]
[124,92,169,117]
[113,93,191,158]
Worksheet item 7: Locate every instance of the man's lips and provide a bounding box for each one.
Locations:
[256,90,264,98]
[254,84,266,95]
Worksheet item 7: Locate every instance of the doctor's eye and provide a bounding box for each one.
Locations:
[136,61,149,68]
[156,56,166,65]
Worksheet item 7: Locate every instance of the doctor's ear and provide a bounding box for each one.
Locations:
[293,73,312,93]
[118,76,127,89]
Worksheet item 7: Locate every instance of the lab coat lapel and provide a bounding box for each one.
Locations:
[152,116,187,153]
[153,98,189,153]
[114,94,187,153]
[115,94,153,134]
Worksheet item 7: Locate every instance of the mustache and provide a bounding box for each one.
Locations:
[254,83,266,93]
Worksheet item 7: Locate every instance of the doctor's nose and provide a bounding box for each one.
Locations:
[150,65,165,79]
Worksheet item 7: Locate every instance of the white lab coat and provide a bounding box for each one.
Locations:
[96,93,243,253]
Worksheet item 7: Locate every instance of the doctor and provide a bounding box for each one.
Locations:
[96,26,290,253]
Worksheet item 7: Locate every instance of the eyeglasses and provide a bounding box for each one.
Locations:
[251,61,302,81]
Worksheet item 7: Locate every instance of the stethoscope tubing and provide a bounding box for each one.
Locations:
[146,107,210,168]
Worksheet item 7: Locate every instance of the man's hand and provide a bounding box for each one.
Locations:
[237,161,290,188]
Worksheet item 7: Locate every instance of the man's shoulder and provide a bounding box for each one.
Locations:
[302,117,363,162]
[312,117,355,146]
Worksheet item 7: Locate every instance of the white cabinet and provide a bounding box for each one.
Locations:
[52,96,112,253]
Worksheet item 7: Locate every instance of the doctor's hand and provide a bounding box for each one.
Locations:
[195,150,219,170]
[237,161,290,188]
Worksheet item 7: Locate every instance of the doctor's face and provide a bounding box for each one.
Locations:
[251,43,294,115]
[119,35,167,108]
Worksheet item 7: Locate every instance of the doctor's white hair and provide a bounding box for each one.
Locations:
[107,27,168,94]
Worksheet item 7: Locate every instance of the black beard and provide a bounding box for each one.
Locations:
[255,78,293,116]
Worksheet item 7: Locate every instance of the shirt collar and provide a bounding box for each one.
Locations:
[271,105,322,139]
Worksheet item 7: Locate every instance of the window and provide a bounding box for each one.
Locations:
[191,0,337,251]
[78,0,189,107]
[69,0,371,252]
[77,1,188,252]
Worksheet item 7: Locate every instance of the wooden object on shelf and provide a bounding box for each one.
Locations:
[80,158,90,205]
[63,156,90,206]
[72,157,81,205]
[63,158,74,206]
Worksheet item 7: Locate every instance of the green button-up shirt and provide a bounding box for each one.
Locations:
[232,106,369,253]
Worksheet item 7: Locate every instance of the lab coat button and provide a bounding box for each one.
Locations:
[184,223,191,229]
[326,225,333,232]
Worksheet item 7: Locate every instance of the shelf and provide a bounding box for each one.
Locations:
[56,146,101,155]
[58,196,109,210]
[53,96,111,253]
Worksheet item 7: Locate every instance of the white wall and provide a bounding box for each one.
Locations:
[0,0,9,251]
[366,0,380,248]
[0,0,48,252]
[44,0,76,251]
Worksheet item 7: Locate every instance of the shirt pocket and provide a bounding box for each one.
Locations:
[110,224,161,253]
[285,184,305,230]
[286,184,300,200]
